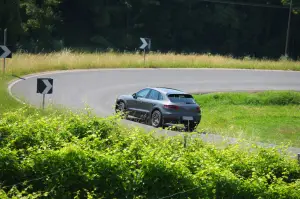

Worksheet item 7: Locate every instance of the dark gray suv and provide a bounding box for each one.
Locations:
[115,87,201,132]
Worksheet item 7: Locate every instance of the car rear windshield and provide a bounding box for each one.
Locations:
[168,94,196,104]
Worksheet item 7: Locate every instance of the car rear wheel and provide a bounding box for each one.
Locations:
[151,110,162,128]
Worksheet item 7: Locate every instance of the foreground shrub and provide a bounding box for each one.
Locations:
[0,107,299,198]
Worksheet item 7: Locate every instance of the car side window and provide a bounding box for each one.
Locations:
[158,93,164,100]
[147,89,159,100]
[136,89,150,98]
[147,89,163,100]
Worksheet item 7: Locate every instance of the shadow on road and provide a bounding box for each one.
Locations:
[11,74,26,80]
[125,116,207,133]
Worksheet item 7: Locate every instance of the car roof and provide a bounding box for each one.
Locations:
[150,87,187,95]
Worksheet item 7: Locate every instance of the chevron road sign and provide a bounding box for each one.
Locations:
[140,38,151,65]
[0,45,12,58]
[37,78,53,109]
[139,38,151,50]
[37,78,53,94]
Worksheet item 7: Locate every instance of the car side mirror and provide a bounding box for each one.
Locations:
[132,93,137,99]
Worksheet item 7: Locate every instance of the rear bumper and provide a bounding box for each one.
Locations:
[162,113,201,125]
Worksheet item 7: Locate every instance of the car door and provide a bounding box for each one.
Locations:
[143,89,161,112]
[131,88,151,117]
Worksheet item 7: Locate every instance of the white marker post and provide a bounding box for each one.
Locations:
[184,120,190,148]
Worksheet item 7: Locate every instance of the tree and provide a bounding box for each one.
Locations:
[0,0,22,49]
[19,0,63,51]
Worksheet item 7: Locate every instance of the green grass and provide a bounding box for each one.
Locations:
[4,50,300,76]
[0,77,23,113]
[194,91,300,147]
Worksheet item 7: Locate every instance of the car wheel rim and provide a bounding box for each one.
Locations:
[118,103,125,112]
[152,111,161,126]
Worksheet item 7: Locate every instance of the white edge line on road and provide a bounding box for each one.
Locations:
[8,78,27,105]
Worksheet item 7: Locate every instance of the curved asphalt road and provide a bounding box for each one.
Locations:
[9,69,300,156]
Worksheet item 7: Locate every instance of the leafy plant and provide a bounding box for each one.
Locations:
[0,107,299,198]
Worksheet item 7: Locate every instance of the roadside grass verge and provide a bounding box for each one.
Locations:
[194,91,300,147]
[0,77,70,116]
[0,107,299,198]
[0,77,23,113]
[4,50,300,76]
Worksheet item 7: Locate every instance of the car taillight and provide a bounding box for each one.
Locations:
[196,106,201,112]
[164,105,179,110]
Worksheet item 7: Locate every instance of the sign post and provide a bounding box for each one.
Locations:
[285,0,293,57]
[184,133,187,148]
[37,78,53,109]
[3,29,6,75]
[139,38,151,65]
[1,29,12,75]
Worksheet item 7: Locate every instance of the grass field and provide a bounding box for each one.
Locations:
[194,91,300,147]
[3,50,300,76]
[0,77,22,113]
[1,51,300,147]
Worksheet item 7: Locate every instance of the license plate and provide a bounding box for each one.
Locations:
[182,116,193,121]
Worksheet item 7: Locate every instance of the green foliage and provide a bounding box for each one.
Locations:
[18,0,63,50]
[1,0,300,57]
[0,0,22,46]
[0,77,23,112]
[0,107,299,198]
[194,91,300,106]
[193,91,300,146]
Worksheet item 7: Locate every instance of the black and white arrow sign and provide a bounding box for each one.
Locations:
[37,78,53,94]
[0,45,12,58]
[139,38,151,50]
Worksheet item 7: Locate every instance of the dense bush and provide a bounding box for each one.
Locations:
[0,107,300,198]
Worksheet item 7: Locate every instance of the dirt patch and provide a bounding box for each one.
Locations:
[279,127,300,134]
